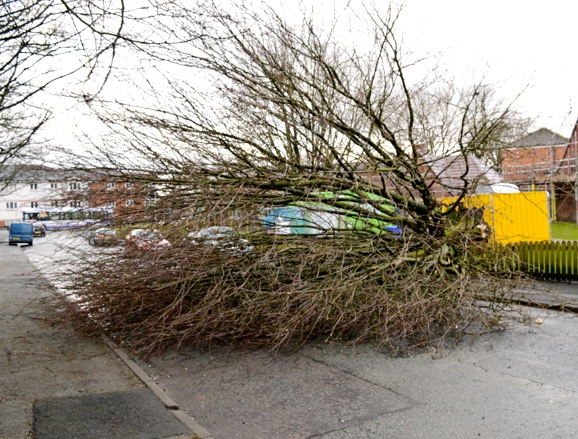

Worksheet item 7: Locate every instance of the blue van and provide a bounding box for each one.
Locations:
[9,222,34,246]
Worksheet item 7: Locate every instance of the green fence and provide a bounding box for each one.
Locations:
[508,241,578,281]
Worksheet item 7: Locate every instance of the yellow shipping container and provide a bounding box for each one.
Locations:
[442,192,550,244]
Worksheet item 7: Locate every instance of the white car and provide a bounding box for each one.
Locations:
[187,226,253,257]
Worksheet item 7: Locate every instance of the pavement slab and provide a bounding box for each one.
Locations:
[300,313,578,439]
[143,348,414,439]
[33,388,192,439]
[474,313,578,392]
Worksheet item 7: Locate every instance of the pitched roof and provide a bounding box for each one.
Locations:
[422,153,502,196]
[510,128,569,148]
[0,164,94,183]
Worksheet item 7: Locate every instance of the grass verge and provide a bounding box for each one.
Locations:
[551,221,578,241]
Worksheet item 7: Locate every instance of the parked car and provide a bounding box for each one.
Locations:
[187,226,253,257]
[125,229,170,252]
[87,227,121,246]
[33,223,46,237]
[8,222,34,246]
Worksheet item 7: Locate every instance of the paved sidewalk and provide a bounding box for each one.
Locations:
[134,280,578,439]
[139,311,578,439]
[5,228,578,438]
[0,235,203,439]
[508,278,578,312]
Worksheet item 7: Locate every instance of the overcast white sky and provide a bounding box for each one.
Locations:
[42,0,578,151]
[264,0,578,135]
[398,0,578,137]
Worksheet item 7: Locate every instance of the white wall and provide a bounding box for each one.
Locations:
[0,182,61,227]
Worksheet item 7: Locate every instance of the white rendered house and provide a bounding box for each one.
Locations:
[0,166,83,227]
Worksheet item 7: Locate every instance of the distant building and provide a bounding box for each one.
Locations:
[419,153,503,198]
[87,176,151,221]
[502,123,578,222]
[0,165,151,227]
[0,165,82,227]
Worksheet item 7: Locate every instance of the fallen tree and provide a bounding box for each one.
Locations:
[55,2,533,354]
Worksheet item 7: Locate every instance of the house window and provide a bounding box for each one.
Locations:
[51,201,59,207]
[31,202,38,208]
[7,184,17,191]
[70,200,82,208]
[6,202,18,209]
[68,182,79,190]
[106,201,117,208]
[50,183,58,189]
[30,183,38,190]
[125,199,134,207]
[145,192,157,206]
[125,182,133,189]
[107,182,115,190]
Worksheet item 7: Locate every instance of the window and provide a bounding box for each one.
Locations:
[31,202,38,208]
[68,182,79,190]
[51,201,59,207]
[125,199,135,207]
[145,192,158,206]
[7,184,17,191]
[106,201,117,208]
[125,182,133,189]
[30,183,38,190]
[107,182,115,190]
[50,183,58,189]
[6,202,18,209]
[70,200,82,208]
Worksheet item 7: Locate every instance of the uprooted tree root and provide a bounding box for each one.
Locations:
[54,232,530,356]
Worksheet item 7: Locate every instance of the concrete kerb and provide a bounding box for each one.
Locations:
[101,336,216,439]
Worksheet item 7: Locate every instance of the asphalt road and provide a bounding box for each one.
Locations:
[23,227,115,294]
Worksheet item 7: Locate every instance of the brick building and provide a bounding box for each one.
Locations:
[0,166,152,227]
[87,177,151,221]
[501,123,578,222]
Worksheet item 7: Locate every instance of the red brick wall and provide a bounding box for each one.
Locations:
[502,144,578,184]
[88,181,148,218]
